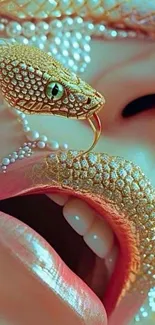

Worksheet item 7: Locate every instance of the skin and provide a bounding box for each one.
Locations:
[0,38,155,325]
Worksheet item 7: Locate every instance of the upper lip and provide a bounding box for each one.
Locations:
[0,149,154,318]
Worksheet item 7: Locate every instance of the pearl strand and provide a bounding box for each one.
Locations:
[0,107,69,173]
[0,16,149,74]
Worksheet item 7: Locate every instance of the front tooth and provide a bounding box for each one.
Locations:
[105,245,119,277]
[63,198,95,236]
[47,193,69,206]
[84,218,114,259]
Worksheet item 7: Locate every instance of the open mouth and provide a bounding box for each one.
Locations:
[0,192,118,321]
[0,148,154,324]
[0,144,154,325]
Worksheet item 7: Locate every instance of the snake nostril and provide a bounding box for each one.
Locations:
[87,97,91,105]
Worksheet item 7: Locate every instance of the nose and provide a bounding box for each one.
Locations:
[87,97,91,105]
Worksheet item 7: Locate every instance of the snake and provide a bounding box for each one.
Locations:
[0,40,105,156]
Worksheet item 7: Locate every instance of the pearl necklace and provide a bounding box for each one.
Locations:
[0,16,151,75]
[0,103,68,173]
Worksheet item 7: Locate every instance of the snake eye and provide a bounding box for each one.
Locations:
[46,82,64,101]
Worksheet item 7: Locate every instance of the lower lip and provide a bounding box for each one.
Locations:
[0,210,107,325]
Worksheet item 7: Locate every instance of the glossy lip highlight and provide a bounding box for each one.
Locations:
[0,149,154,320]
[0,211,107,325]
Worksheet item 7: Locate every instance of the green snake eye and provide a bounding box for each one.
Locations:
[46,82,64,101]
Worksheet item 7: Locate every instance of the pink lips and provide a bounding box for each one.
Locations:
[0,211,107,325]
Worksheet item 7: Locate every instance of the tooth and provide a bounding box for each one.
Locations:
[84,218,114,259]
[46,193,69,206]
[105,245,119,277]
[63,198,95,236]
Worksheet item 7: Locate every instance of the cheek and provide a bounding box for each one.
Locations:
[82,40,155,145]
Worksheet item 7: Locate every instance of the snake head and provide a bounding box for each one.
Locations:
[0,43,105,119]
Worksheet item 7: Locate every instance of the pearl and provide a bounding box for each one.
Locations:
[12,151,17,156]
[22,119,29,126]
[88,0,101,8]
[15,36,29,45]
[10,158,16,163]
[85,22,94,34]
[30,35,45,50]
[62,17,74,29]
[20,113,26,119]
[26,130,40,141]
[22,22,36,38]
[49,20,62,32]
[6,21,22,37]
[0,23,5,31]
[47,140,59,151]
[24,146,31,152]
[2,158,10,166]
[18,150,25,155]
[23,126,30,133]
[60,143,68,151]
[73,17,83,28]
[36,22,49,35]
[37,141,46,149]
[19,155,24,159]
[84,55,91,63]
[39,135,48,142]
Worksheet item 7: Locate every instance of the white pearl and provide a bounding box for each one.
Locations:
[62,17,74,29]
[88,0,101,8]
[21,119,29,126]
[37,141,46,149]
[73,17,83,28]
[2,158,10,166]
[10,158,16,163]
[0,23,5,31]
[11,151,17,157]
[39,135,48,142]
[49,20,62,32]
[15,36,29,45]
[18,150,25,155]
[47,140,59,151]
[24,146,31,152]
[6,21,22,37]
[26,130,40,141]
[60,143,68,151]
[22,22,36,38]
[19,155,24,159]
[20,113,26,119]
[36,22,49,35]
[23,126,31,133]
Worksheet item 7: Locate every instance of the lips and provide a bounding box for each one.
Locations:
[0,149,154,324]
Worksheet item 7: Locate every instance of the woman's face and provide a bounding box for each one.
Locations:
[0,12,155,325]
